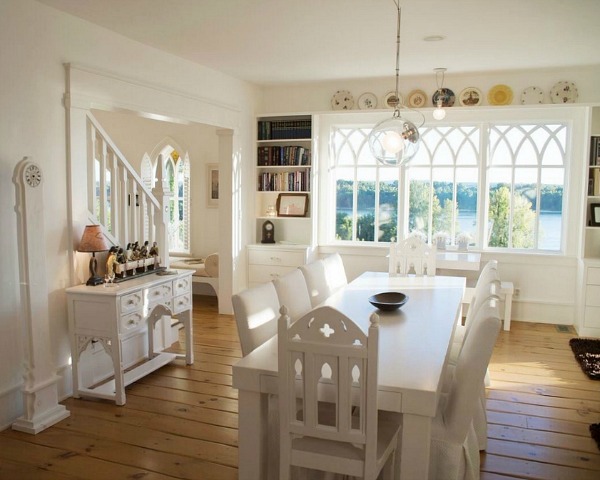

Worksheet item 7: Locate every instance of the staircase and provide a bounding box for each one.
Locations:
[85,112,171,263]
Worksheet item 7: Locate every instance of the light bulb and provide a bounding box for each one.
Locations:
[382,131,405,154]
[433,106,446,120]
[433,98,446,120]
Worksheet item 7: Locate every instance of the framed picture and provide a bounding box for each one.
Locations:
[591,203,600,226]
[276,193,309,217]
[207,163,219,208]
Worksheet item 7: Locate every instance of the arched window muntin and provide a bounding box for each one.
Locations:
[327,121,566,252]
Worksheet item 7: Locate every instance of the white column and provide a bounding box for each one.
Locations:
[12,158,70,434]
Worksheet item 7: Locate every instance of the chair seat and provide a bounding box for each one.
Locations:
[291,412,402,477]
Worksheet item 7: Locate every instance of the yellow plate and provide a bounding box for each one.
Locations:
[488,84,513,105]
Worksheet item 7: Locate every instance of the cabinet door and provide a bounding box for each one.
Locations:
[248,264,298,283]
[587,267,600,285]
[248,248,306,267]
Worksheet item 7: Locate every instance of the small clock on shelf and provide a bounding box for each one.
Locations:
[261,220,276,243]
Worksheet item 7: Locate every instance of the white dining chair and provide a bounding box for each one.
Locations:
[300,253,348,308]
[430,299,501,480]
[389,236,437,276]
[273,269,313,322]
[231,282,280,356]
[447,260,500,451]
[278,305,401,480]
[451,260,500,360]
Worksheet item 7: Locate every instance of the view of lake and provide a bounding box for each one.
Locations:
[339,209,562,250]
[458,211,561,250]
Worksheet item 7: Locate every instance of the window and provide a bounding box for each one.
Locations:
[407,126,480,246]
[331,127,399,242]
[487,124,565,250]
[163,148,190,253]
[327,119,567,252]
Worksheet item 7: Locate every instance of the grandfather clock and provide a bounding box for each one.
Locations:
[12,157,69,434]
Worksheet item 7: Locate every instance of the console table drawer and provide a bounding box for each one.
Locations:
[121,291,143,314]
[146,282,173,303]
[249,249,306,267]
[121,311,145,332]
[173,293,192,314]
[174,276,192,296]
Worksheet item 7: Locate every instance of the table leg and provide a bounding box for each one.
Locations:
[182,310,194,365]
[399,414,431,480]
[237,389,269,480]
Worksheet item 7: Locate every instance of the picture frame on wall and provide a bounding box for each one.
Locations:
[207,163,219,208]
[591,203,600,226]
[276,193,308,217]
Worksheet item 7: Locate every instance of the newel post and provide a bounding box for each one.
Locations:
[153,153,173,268]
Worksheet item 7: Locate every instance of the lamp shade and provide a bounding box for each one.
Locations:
[78,225,110,253]
[368,114,421,166]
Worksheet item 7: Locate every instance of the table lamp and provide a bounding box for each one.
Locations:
[78,225,110,286]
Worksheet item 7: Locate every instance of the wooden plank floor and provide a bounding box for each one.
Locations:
[1,295,599,479]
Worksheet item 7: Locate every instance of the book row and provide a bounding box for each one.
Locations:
[257,146,311,166]
[591,136,600,166]
[589,168,600,196]
[258,120,312,140]
[258,170,311,192]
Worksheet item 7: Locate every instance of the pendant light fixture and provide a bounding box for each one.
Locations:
[433,67,447,120]
[368,0,423,166]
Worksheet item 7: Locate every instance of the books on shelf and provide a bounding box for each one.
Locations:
[258,119,311,140]
[257,170,310,192]
[257,146,311,166]
[591,136,600,166]
[594,168,600,196]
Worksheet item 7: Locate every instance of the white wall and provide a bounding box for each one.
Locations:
[91,109,221,258]
[0,0,259,430]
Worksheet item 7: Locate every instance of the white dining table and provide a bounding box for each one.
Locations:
[232,272,465,480]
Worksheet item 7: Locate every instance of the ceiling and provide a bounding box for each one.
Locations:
[38,0,600,86]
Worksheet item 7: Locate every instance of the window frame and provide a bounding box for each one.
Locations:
[317,107,586,257]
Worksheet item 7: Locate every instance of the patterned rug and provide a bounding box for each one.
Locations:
[569,338,600,380]
[591,424,600,451]
[569,338,600,451]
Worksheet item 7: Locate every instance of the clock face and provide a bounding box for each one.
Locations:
[24,164,42,187]
[265,222,273,231]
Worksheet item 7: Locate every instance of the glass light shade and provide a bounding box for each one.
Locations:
[368,114,420,165]
[433,106,446,120]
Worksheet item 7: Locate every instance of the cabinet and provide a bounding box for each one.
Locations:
[577,107,600,337]
[247,244,309,288]
[578,261,600,337]
[255,114,315,246]
[66,270,193,405]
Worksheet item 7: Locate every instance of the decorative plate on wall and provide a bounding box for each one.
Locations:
[407,89,428,108]
[550,81,578,104]
[521,86,544,105]
[458,87,482,106]
[357,92,378,109]
[331,90,354,110]
[432,88,455,107]
[383,91,402,109]
[488,84,513,105]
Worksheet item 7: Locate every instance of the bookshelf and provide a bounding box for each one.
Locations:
[254,114,314,246]
[577,108,600,336]
[585,133,600,259]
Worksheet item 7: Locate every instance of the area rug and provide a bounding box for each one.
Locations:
[569,338,600,380]
[591,424,600,451]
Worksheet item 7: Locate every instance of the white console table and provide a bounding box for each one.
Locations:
[66,269,194,405]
